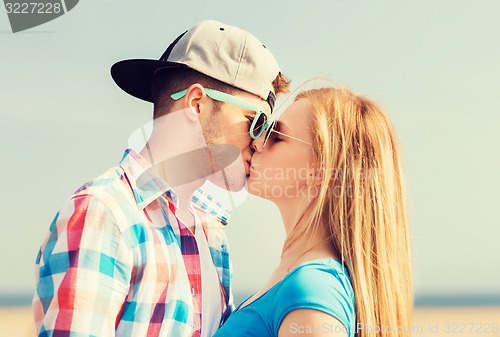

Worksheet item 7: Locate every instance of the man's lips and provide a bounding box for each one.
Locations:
[249,160,257,172]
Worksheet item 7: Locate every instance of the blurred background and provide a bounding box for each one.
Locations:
[1,0,499,336]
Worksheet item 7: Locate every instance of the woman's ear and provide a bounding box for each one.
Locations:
[306,165,324,187]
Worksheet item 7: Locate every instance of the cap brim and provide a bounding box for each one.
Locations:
[110,59,187,103]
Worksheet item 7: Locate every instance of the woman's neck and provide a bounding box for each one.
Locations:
[275,199,340,273]
[274,195,309,238]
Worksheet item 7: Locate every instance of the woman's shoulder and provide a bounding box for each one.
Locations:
[277,258,354,299]
[269,258,356,335]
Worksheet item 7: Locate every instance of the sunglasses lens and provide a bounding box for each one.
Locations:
[263,121,276,148]
[251,113,267,138]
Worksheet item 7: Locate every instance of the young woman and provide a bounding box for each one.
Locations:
[213,86,413,337]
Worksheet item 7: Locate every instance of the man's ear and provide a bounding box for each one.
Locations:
[182,84,206,113]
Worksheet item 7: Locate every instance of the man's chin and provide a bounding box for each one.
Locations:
[206,171,247,192]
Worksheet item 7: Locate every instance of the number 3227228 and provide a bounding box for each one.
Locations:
[443,322,498,334]
[5,2,62,14]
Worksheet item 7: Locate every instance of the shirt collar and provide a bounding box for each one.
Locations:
[119,148,179,209]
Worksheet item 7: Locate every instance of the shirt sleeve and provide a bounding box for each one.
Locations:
[227,257,236,312]
[33,194,133,336]
[270,265,355,336]
[217,231,235,326]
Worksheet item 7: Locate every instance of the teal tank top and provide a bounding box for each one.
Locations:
[213,258,356,337]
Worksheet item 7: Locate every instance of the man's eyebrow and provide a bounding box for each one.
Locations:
[245,111,257,118]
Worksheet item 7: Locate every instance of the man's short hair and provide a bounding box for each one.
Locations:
[151,68,290,119]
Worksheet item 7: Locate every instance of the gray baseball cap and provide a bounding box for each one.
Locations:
[111,20,282,110]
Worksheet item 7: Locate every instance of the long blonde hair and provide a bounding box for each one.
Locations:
[284,87,413,337]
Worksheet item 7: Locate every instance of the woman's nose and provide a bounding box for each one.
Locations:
[252,135,264,153]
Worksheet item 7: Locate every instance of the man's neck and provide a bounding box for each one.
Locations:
[172,182,204,235]
[136,108,213,235]
[139,108,207,165]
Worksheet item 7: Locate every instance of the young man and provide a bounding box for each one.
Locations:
[33,20,290,337]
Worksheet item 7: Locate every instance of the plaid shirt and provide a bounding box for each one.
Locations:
[33,149,234,337]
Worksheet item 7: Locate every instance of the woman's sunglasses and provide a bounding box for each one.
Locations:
[261,120,312,149]
[171,87,271,139]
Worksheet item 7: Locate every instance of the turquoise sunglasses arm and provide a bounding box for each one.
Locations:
[171,88,265,114]
[171,87,269,140]
[171,89,188,100]
[204,88,265,114]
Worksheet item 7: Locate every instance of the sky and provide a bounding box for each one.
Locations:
[1,0,499,301]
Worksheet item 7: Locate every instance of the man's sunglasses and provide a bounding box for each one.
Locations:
[171,87,271,139]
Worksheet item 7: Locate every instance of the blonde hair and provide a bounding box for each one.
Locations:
[285,87,413,337]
